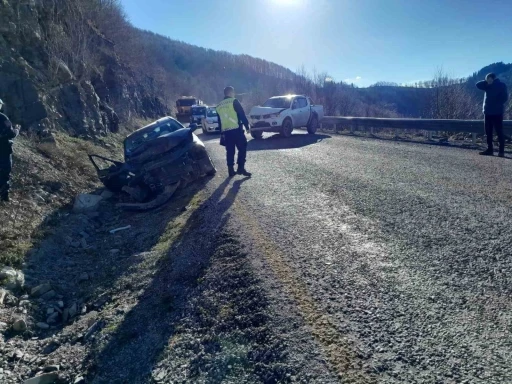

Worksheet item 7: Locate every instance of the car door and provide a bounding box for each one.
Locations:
[290,98,301,126]
[296,97,309,126]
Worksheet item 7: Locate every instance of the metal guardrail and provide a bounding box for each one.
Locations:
[321,117,512,137]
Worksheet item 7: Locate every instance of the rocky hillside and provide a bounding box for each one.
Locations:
[0,0,168,139]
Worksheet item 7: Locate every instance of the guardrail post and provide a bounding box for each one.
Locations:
[472,133,477,144]
[370,127,374,135]
[427,131,432,140]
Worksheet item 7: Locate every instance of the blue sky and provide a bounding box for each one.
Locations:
[120,0,512,87]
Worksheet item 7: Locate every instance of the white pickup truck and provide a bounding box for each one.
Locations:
[248,95,324,139]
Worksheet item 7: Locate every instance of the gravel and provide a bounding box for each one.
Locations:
[203,131,512,383]
[2,130,511,383]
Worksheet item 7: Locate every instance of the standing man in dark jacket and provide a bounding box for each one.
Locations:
[0,99,20,202]
[476,73,509,157]
[217,86,252,177]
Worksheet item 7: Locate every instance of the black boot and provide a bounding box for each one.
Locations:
[228,166,236,177]
[479,149,494,156]
[236,166,252,177]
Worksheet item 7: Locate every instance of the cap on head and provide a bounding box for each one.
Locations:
[486,73,496,80]
[224,86,235,97]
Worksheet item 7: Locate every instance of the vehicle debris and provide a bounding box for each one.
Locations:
[109,225,131,234]
[89,116,216,211]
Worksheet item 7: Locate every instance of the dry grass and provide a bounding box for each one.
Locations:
[0,132,124,267]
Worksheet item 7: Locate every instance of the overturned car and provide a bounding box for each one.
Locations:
[89,117,216,211]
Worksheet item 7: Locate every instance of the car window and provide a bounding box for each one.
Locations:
[308,97,314,105]
[298,98,308,108]
[207,108,218,117]
[292,99,299,109]
[125,119,184,153]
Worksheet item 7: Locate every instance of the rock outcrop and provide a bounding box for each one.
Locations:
[0,0,168,138]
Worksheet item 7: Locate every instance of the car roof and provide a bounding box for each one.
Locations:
[269,95,305,99]
[126,116,177,139]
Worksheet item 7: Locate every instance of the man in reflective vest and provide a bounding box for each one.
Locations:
[217,86,252,177]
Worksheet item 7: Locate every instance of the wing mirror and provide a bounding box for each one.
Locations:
[189,123,199,132]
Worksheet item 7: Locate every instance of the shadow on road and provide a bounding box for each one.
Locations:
[86,176,250,382]
[248,133,331,151]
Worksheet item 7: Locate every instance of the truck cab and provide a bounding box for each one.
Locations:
[190,105,208,125]
[249,95,324,139]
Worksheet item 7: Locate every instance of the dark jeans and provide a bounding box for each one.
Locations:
[485,114,505,153]
[0,153,12,195]
[224,128,247,168]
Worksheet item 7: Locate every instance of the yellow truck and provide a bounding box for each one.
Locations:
[176,96,203,117]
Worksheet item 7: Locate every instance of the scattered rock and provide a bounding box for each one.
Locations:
[78,272,89,282]
[57,300,64,308]
[74,376,85,384]
[62,308,70,323]
[22,372,59,384]
[80,238,88,248]
[0,321,8,330]
[43,365,59,373]
[31,283,52,297]
[46,312,59,324]
[0,267,25,289]
[47,308,55,315]
[41,290,56,300]
[73,193,103,213]
[68,302,78,318]
[0,289,7,304]
[12,318,27,332]
[109,249,120,255]
[100,189,114,199]
[36,322,50,330]
[0,266,17,280]
[84,320,102,341]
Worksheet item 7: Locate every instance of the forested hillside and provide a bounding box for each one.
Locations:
[1,0,510,140]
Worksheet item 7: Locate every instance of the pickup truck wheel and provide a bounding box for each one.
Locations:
[251,131,263,139]
[307,115,319,134]
[281,118,293,138]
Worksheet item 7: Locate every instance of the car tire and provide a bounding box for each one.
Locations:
[251,131,263,139]
[281,118,293,138]
[307,115,319,134]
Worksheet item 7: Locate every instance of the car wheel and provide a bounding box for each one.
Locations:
[307,115,319,134]
[251,131,263,139]
[281,118,293,138]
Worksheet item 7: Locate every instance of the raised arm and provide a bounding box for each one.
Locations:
[476,80,488,91]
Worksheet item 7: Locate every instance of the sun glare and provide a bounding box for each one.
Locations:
[273,0,300,6]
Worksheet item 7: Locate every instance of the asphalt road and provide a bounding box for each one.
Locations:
[199,130,512,383]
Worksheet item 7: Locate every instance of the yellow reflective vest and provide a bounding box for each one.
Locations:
[216,98,239,131]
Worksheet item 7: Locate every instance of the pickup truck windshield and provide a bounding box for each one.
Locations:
[262,97,292,109]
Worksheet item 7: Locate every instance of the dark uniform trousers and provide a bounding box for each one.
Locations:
[484,114,505,153]
[224,128,247,168]
[0,150,12,195]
